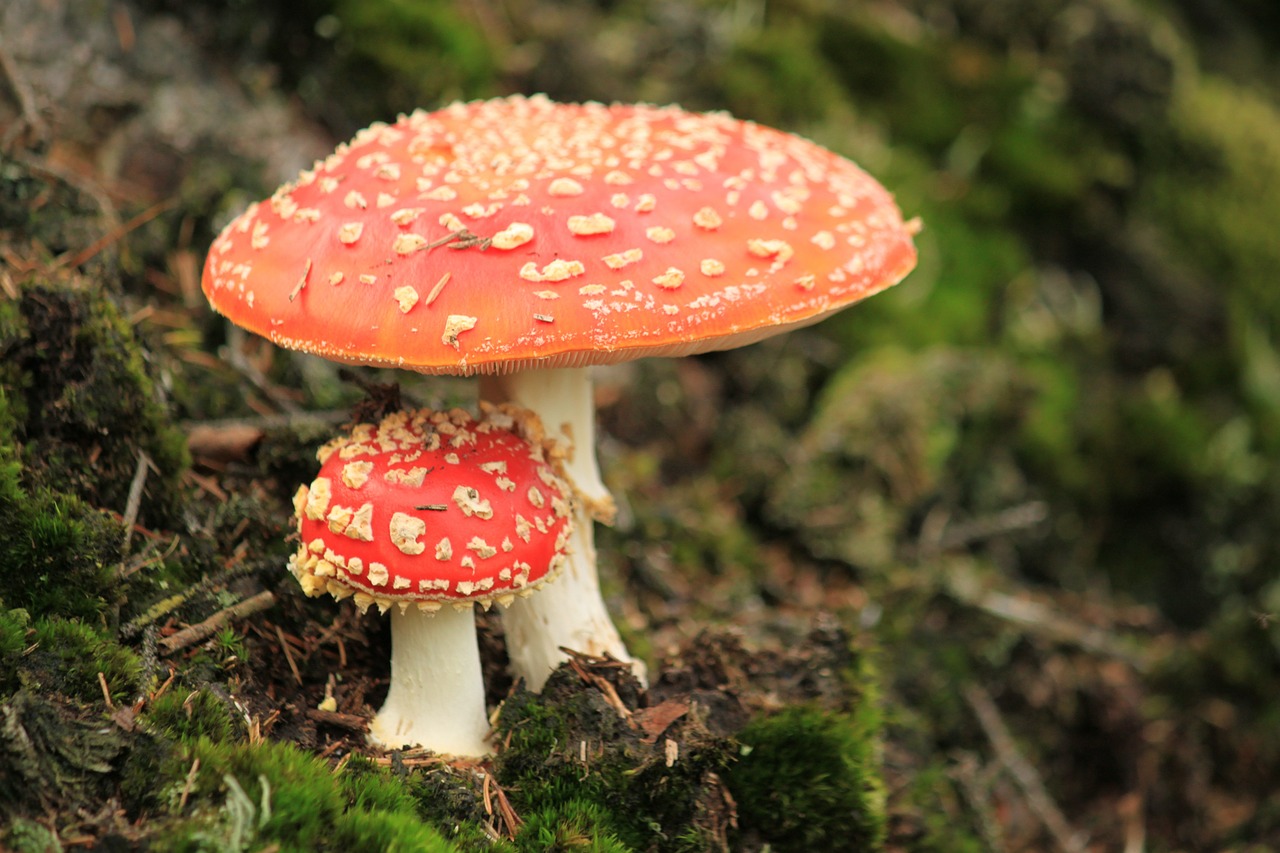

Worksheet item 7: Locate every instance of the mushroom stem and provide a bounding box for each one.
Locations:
[482,367,642,691]
[368,604,491,756]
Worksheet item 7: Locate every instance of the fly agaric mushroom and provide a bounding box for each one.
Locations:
[203,94,918,691]
[289,403,572,755]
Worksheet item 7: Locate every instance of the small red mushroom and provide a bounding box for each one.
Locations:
[289,403,572,755]
[205,95,918,690]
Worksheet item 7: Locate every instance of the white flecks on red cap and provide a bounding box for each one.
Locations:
[288,404,573,613]
[203,95,918,376]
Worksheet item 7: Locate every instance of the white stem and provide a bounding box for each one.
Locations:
[482,367,642,692]
[368,604,491,756]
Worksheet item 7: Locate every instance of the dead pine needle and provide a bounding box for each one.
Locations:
[564,649,632,721]
[152,668,177,702]
[315,739,344,761]
[964,684,1088,853]
[118,534,182,581]
[177,756,201,812]
[121,449,155,553]
[276,624,303,685]
[481,771,522,839]
[98,671,115,711]
[331,752,355,776]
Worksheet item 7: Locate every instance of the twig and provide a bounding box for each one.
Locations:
[122,553,258,639]
[184,423,266,463]
[151,668,176,702]
[424,272,451,306]
[932,501,1049,552]
[306,708,369,733]
[963,588,1155,673]
[964,685,1087,853]
[158,590,276,655]
[493,778,522,836]
[368,753,450,769]
[54,196,179,270]
[331,752,355,775]
[182,410,351,464]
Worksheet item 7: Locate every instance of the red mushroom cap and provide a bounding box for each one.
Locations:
[204,95,918,375]
[288,404,573,612]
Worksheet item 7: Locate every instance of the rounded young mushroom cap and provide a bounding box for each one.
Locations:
[288,403,574,755]
[203,94,918,374]
[290,404,573,612]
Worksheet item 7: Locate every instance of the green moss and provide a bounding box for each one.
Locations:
[726,706,886,851]
[400,764,497,850]
[193,741,341,846]
[26,618,141,705]
[719,22,849,127]
[162,739,458,851]
[495,670,731,851]
[117,727,190,817]
[329,808,457,852]
[2,816,61,853]
[0,487,122,620]
[0,690,128,817]
[767,348,1028,568]
[0,388,123,621]
[1140,74,1280,332]
[328,0,496,122]
[0,606,32,696]
[1,282,190,533]
[495,681,633,823]
[513,799,630,852]
[146,688,246,745]
[336,755,421,816]
[896,763,987,853]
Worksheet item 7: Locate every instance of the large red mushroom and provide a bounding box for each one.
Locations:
[289,404,572,754]
[204,94,918,690]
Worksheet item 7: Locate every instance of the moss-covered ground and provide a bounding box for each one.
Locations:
[4,0,1280,848]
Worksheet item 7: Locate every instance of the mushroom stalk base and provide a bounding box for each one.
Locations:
[482,367,642,692]
[369,604,491,757]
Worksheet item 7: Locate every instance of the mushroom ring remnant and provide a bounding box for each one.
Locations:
[205,94,919,690]
[289,403,573,755]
